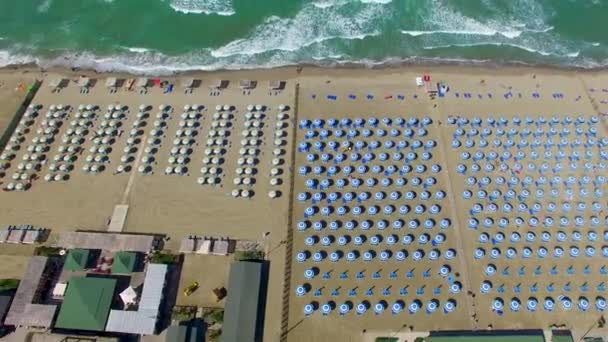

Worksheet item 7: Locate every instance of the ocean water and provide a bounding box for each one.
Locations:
[0,0,607,74]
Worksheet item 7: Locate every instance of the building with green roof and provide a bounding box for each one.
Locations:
[63,249,91,272]
[221,261,268,342]
[111,251,137,274]
[55,277,117,331]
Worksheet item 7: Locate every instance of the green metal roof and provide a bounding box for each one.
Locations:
[64,249,90,271]
[165,325,188,342]
[55,277,117,331]
[111,251,136,274]
[552,335,574,342]
[221,261,265,342]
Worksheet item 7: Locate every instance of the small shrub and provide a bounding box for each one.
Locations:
[34,246,62,257]
[208,329,222,342]
[150,252,180,264]
[235,250,264,261]
[0,279,19,291]
[209,309,224,324]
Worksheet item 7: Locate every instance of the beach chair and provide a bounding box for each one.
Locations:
[182,78,194,94]
[77,77,92,94]
[136,77,149,94]
[48,78,67,93]
[105,77,118,93]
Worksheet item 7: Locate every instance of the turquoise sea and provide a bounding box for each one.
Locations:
[0,0,607,74]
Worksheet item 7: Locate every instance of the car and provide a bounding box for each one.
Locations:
[183,282,199,296]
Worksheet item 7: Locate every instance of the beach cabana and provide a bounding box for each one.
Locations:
[77,77,91,88]
[64,248,91,271]
[196,239,212,254]
[136,77,149,88]
[22,229,41,244]
[211,239,230,256]
[209,79,229,89]
[105,77,117,87]
[239,79,256,89]
[179,236,198,253]
[48,78,68,91]
[0,228,10,243]
[268,80,286,90]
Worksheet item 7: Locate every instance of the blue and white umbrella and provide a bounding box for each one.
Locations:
[480,281,492,294]
[379,250,391,261]
[297,251,310,262]
[305,236,317,246]
[544,297,555,311]
[363,250,374,261]
[304,303,317,316]
[296,284,310,296]
[596,297,606,311]
[578,297,590,311]
[402,234,414,245]
[426,299,439,314]
[395,250,407,261]
[492,298,504,311]
[339,302,352,315]
[485,264,497,276]
[356,302,369,315]
[312,251,325,262]
[527,297,538,312]
[439,265,451,277]
[445,249,456,260]
[409,300,422,314]
[510,298,521,311]
[329,251,342,262]
[443,299,456,314]
[304,268,318,279]
[321,302,334,315]
[374,301,387,315]
[560,297,573,311]
[450,282,462,294]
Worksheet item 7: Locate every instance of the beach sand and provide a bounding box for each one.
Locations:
[0,65,606,341]
[0,69,38,134]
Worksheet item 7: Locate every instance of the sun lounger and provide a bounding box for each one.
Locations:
[239,79,256,89]
[22,229,41,244]
[0,228,9,243]
[268,80,285,90]
[7,229,25,243]
[196,239,212,254]
[209,79,228,89]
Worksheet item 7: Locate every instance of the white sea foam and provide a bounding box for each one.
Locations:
[211,2,385,58]
[0,46,603,76]
[408,0,555,41]
[313,0,391,8]
[401,29,522,39]
[422,42,581,58]
[37,0,53,13]
[0,50,38,67]
[122,46,152,53]
[360,0,392,4]
[167,0,235,15]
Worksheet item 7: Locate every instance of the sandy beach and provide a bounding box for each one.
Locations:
[0,64,606,341]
